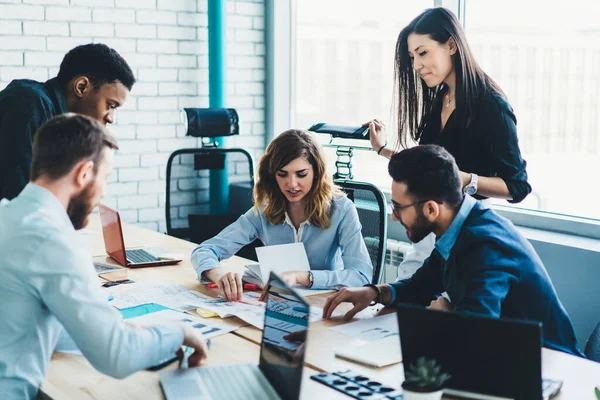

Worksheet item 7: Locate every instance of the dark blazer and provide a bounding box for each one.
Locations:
[391,201,583,357]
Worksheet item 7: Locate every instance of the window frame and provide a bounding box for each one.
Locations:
[267,0,600,240]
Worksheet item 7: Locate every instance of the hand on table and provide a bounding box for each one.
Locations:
[322,287,378,321]
[178,324,209,367]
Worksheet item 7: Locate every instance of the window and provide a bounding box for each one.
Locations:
[293,0,434,189]
[464,0,600,220]
[290,0,600,227]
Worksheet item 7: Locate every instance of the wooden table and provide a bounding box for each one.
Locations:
[41,217,600,399]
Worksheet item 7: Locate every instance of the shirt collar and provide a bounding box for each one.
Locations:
[284,212,310,228]
[435,195,476,260]
[19,183,74,230]
[44,77,67,114]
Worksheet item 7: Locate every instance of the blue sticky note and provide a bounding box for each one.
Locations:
[120,303,169,319]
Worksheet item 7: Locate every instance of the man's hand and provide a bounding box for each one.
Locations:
[428,296,452,312]
[178,324,209,367]
[322,287,377,321]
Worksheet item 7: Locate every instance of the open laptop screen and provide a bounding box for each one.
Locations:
[260,272,310,400]
[98,204,127,265]
[396,305,543,400]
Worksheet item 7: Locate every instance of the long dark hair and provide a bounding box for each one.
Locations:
[394,7,504,148]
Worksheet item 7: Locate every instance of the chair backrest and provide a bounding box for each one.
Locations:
[334,179,387,284]
[165,148,262,260]
[585,320,600,362]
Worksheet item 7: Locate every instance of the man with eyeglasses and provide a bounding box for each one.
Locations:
[322,145,583,357]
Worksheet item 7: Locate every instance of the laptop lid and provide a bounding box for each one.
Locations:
[396,305,543,400]
[98,204,128,266]
[260,272,311,400]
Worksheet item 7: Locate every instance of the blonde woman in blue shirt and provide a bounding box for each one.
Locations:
[191,129,373,301]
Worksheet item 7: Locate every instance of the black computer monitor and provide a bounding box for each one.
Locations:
[260,272,311,400]
[396,304,543,399]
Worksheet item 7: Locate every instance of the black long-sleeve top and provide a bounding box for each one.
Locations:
[419,90,532,203]
[0,78,67,200]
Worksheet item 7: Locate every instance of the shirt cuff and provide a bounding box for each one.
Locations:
[310,270,329,290]
[151,324,185,361]
[387,284,397,304]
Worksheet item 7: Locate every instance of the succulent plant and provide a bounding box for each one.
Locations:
[403,356,451,392]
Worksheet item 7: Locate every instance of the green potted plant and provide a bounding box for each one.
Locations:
[402,356,451,400]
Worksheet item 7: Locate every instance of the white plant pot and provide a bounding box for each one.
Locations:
[402,388,443,400]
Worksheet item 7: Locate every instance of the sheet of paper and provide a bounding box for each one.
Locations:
[329,313,399,341]
[154,290,215,312]
[292,286,336,298]
[106,281,187,308]
[127,309,235,339]
[255,243,310,283]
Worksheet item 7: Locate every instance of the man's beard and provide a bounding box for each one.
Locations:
[67,182,96,230]
[404,209,435,244]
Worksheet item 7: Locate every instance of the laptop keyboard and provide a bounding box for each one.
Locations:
[198,364,280,400]
[125,249,159,264]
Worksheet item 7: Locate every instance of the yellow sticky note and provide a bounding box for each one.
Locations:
[195,307,219,318]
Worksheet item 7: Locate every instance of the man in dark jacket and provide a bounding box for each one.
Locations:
[0,43,135,200]
[322,144,583,357]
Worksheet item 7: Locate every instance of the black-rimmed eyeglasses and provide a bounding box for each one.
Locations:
[390,200,426,219]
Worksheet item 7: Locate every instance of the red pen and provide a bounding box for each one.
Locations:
[207,282,257,290]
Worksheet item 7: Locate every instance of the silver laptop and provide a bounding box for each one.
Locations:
[159,272,311,400]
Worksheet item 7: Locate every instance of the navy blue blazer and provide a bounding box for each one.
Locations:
[391,201,583,357]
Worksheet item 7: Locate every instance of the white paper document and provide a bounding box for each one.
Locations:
[105,281,212,311]
[127,309,234,339]
[244,243,311,286]
[330,313,399,342]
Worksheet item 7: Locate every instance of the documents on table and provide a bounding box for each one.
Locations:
[195,292,323,330]
[104,281,200,310]
[329,313,399,341]
[126,308,234,339]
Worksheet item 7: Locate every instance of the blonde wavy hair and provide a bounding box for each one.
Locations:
[254,129,344,229]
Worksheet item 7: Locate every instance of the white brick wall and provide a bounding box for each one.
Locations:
[0,0,266,233]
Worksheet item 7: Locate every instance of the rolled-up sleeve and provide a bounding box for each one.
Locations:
[311,201,372,289]
[487,100,532,203]
[190,207,261,280]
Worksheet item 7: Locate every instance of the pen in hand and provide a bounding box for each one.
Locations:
[179,339,211,369]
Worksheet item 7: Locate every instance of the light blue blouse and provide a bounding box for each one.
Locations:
[191,196,373,289]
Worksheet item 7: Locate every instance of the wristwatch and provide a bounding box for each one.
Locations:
[463,173,478,196]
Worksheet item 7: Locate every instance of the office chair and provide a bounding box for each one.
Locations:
[585,320,600,362]
[165,108,263,261]
[335,179,387,284]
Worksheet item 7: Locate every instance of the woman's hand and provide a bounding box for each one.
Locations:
[205,268,243,302]
[259,271,310,301]
[363,119,386,152]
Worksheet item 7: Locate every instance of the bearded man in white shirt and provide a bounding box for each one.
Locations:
[0,114,208,400]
